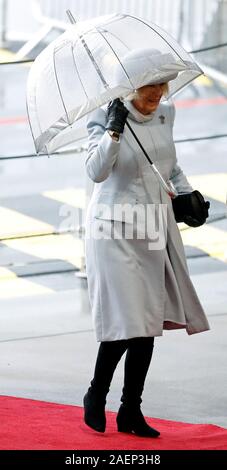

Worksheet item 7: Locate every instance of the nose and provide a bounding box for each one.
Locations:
[153,92,162,101]
[151,85,163,98]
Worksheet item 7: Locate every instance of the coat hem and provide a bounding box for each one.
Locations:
[186,318,210,335]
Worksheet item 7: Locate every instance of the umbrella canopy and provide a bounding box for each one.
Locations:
[27,13,203,154]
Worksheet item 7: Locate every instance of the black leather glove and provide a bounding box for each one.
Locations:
[172,190,210,227]
[105,98,129,134]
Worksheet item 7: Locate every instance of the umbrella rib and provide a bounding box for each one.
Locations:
[53,50,71,125]
[95,25,135,90]
[125,14,186,65]
[79,31,109,89]
[98,25,129,53]
[74,14,126,37]
[71,43,89,99]
[26,95,38,154]
[26,63,43,153]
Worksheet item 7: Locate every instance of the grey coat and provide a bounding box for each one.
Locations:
[84,101,210,342]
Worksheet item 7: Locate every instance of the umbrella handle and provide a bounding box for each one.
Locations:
[151,163,178,198]
[125,121,178,198]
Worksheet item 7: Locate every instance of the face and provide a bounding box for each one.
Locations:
[132,83,167,115]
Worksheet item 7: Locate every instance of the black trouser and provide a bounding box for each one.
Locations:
[90,337,154,407]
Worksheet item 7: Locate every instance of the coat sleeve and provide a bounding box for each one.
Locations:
[168,102,194,195]
[85,107,120,183]
[169,163,193,194]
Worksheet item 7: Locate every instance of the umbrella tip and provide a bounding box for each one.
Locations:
[66,10,77,24]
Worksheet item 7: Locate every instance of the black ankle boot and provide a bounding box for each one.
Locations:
[116,404,160,437]
[83,386,107,433]
[83,340,129,433]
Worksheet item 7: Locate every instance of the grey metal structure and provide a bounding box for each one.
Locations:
[38,0,219,48]
[1,0,221,49]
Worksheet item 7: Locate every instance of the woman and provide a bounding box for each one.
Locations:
[83,48,210,437]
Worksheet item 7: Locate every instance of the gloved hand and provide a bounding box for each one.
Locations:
[105,98,129,134]
[172,190,210,227]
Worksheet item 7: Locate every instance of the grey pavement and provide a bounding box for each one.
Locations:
[0,259,227,429]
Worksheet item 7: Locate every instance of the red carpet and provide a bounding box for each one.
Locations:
[0,395,226,450]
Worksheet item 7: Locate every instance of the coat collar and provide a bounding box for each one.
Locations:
[123,99,155,123]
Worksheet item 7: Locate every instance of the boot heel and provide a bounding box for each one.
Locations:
[116,405,133,433]
[117,423,133,433]
[116,404,160,438]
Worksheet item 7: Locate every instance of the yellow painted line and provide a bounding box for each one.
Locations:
[0,207,53,239]
[195,75,213,87]
[0,234,84,291]
[0,277,54,299]
[0,48,16,62]
[188,173,227,204]
[181,224,227,262]
[0,267,17,280]
[43,188,86,209]
[2,233,84,269]
[0,48,31,67]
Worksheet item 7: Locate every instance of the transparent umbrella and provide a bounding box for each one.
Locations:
[27,12,203,157]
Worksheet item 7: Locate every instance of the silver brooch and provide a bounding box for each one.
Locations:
[159,115,165,124]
